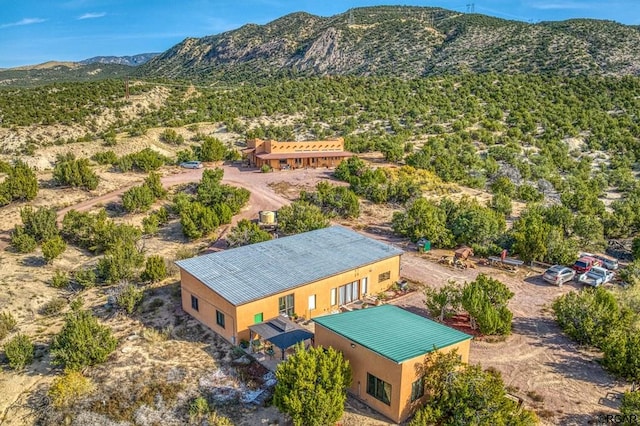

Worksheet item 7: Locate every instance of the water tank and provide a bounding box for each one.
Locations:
[260,210,276,224]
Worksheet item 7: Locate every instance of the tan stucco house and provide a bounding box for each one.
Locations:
[314,305,472,423]
[243,137,353,170]
[175,226,403,345]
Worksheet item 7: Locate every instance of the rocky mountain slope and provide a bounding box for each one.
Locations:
[79,53,159,66]
[137,6,640,82]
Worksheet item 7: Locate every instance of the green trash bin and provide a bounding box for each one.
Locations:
[417,238,431,252]
[423,240,431,252]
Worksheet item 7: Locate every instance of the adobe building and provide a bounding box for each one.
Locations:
[175,226,403,345]
[314,305,472,423]
[243,137,353,170]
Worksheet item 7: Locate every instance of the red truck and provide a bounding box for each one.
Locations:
[572,256,601,274]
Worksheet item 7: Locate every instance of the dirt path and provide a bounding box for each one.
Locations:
[389,249,626,425]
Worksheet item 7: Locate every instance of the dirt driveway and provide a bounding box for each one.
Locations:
[391,248,626,426]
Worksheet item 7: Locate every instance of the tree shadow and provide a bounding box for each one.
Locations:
[22,255,46,267]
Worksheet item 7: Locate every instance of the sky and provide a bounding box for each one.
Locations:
[0,1,638,69]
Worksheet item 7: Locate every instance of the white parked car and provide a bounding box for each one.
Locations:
[180,161,203,169]
[578,266,615,287]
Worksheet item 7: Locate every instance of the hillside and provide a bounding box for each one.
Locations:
[0,62,134,87]
[79,53,159,66]
[137,6,640,82]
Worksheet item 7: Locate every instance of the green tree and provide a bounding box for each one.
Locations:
[197,136,227,162]
[19,206,58,242]
[601,329,640,381]
[460,274,514,335]
[392,198,452,246]
[0,311,17,341]
[142,255,167,282]
[621,391,640,418]
[53,153,99,190]
[4,334,34,370]
[274,344,352,426]
[122,184,155,213]
[42,236,67,263]
[300,181,360,219]
[489,193,513,217]
[10,226,37,253]
[96,240,145,284]
[411,350,538,426]
[277,201,330,235]
[511,206,550,263]
[115,283,144,314]
[424,281,461,322]
[50,304,117,370]
[0,160,38,204]
[226,219,272,247]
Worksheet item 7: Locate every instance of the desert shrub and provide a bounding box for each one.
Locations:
[0,312,17,341]
[300,181,360,218]
[227,219,272,247]
[97,240,145,284]
[175,246,197,260]
[53,153,99,190]
[19,206,59,243]
[261,164,271,173]
[50,305,117,370]
[48,370,95,408]
[91,150,118,165]
[460,274,514,335]
[143,172,167,199]
[142,255,167,283]
[195,136,227,162]
[621,391,640,417]
[42,236,67,263]
[276,201,329,235]
[50,270,70,289]
[392,198,452,246]
[490,193,513,217]
[10,226,37,253]
[4,334,34,369]
[73,268,97,289]
[159,128,184,145]
[40,298,67,316]
[601,329,640,381]
[142,206,170,235]
[116,148,167,172]
[179,201,219,240]
[122,184,155,213]
[274,344,351,426]
[116,283,144,314]
[188,396,210,420]
[0,160,38,205]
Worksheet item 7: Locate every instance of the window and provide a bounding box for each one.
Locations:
[330,288,337,306]
[338,281,359,305]
[191,295,199,311]
[410,377,424,402]
[308,294,316,311]
[279,294,295,317]
[361,277,368,295]
[254,312,263,324]
[367,373,391,405]
[378,271,391,283]
[216,310,225,328]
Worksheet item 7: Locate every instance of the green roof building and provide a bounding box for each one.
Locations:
[314,305,472,423]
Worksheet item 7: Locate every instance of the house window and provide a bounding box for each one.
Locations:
[338,281,359,305]
[254,312,263,324]
[361,277,368,295]
[308,294,316,311]
[378,271,391,283]
[191,295,199,311]
[216,310,225,329]
[279,294,295,317]
[411,377,424,402]
[367,373,391,405]
[330,288,337,306]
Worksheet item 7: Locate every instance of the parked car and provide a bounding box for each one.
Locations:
[572,256,601,274]
[542,265,576,286]
[579,252,619,271]
[180,160,203,169]
[578,266,615,287]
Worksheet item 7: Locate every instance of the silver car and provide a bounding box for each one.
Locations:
[179,161,203,169]
[543,265,576,286]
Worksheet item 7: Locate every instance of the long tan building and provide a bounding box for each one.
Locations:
[175,226,403,345]
[244,138,353,170]
[314,305,472,423]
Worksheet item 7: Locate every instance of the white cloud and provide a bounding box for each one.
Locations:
[78,12,107,20]
[0,18,47,29]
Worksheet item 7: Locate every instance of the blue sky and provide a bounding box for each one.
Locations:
[0,1,638,68]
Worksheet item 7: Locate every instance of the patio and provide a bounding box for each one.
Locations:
[247,316,314,371]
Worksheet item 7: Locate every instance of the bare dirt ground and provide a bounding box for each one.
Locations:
[0,160,628,426]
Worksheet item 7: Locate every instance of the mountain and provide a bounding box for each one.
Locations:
[80,53,159,66]
[0,62,134,87]
[137,6,640,82]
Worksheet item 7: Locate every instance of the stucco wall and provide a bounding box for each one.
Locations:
[180,269,239,343]
[314,323,472,423]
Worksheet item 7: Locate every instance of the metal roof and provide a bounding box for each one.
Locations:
[175,226,403,306]
[313,305,472,363]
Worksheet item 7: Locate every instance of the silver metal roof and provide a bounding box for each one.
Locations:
[175,226,403,306]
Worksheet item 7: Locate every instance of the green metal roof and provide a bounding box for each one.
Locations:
[313,305,472,363]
